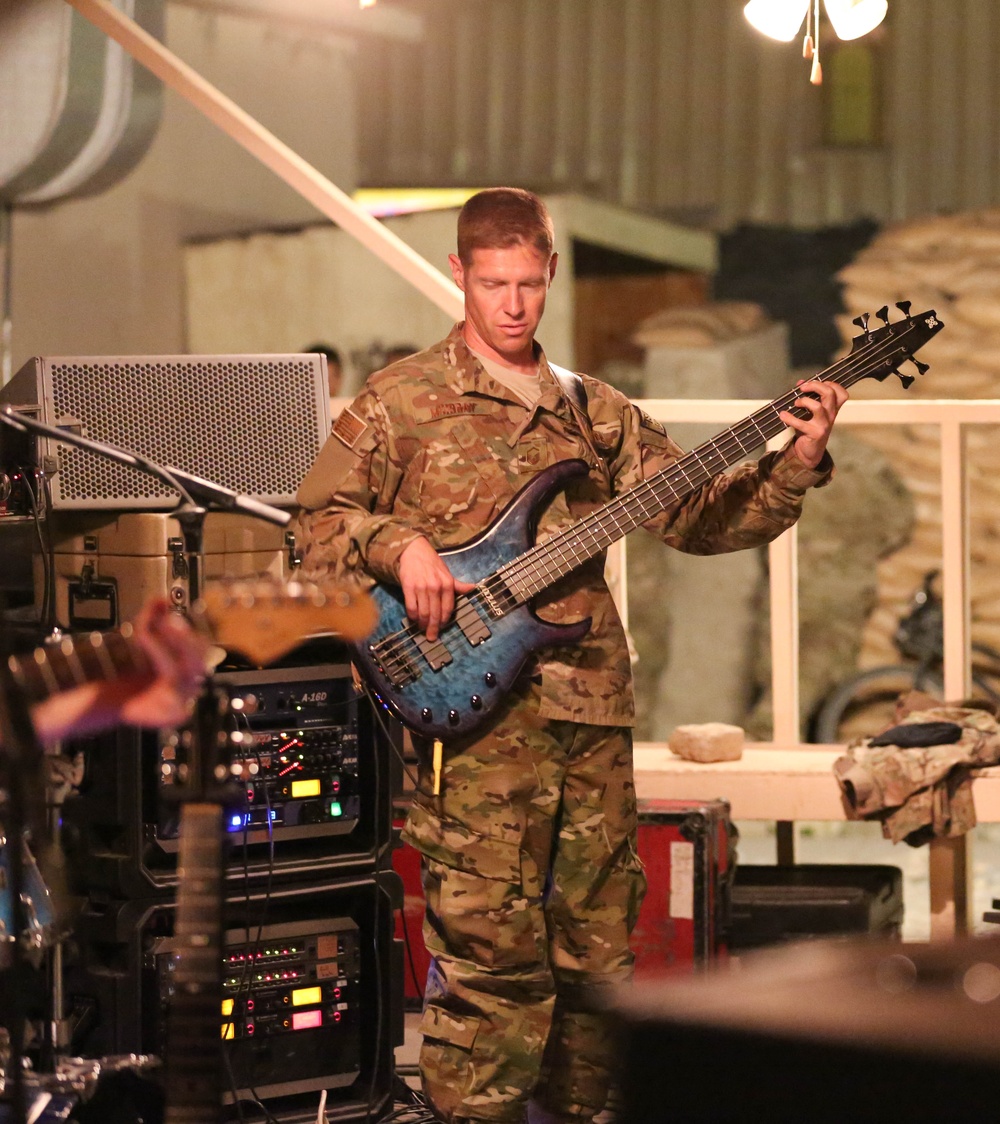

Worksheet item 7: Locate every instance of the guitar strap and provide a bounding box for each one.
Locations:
[549,362,587,415]
[549,361,606,472]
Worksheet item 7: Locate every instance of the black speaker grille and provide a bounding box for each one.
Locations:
[42,354,326,508]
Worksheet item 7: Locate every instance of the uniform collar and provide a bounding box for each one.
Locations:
[443,322,567,423]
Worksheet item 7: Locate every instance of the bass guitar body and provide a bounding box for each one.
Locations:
[352,459,591,740]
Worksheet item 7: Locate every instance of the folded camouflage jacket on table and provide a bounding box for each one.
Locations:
[833,698,1000,846]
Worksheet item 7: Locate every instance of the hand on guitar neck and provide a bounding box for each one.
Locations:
[30,597,209,744]
[400,535,477,642]
[780,377,849,470]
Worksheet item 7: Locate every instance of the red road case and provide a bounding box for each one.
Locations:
[633,797,736,978]
[392,825,431,1004]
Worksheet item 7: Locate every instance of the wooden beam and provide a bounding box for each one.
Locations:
[934,419,973,937]
[767,431,799,866]
[929,835,970,940]
[939,420,970,702]
[65,0,464,321]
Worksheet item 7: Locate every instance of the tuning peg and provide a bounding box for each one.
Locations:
[876,305,890,326]
[909,357,929,376]
[896,372,915,390]
[853,313,870,333]
[895,300,912,318]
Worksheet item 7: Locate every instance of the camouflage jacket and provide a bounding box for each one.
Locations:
[834,705,1000,844]
[295,324,831,726]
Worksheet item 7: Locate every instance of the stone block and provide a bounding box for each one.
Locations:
[668,722,745,763]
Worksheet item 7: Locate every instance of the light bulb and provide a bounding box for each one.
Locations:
[743,0,810,42]
[823,0,888,40]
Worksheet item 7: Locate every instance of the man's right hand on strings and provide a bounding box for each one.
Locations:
[399,536,476,642]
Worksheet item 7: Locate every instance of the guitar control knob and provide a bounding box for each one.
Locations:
[470,695,483,710]
[448,709,460,725]
[421,708,433,723]
[484,672,497,688]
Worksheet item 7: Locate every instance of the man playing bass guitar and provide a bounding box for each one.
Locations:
[295,188,846,1124]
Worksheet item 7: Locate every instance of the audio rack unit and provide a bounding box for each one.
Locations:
[159,665,368,847]
[59,661,402,897]
[0,410,42,522]
[63,873,403,1120]
[165,917,363,1101]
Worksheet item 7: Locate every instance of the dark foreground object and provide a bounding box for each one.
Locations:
[611,934,1000,1123]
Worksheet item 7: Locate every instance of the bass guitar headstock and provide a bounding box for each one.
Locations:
[847,301,943,390]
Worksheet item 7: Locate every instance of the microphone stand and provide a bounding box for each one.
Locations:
[0,406,291,1121]
[0,405,290,567]
[1,402,290,659]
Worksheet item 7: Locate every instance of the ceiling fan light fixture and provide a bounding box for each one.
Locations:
[742,0,810,42]
[823,0,888,40]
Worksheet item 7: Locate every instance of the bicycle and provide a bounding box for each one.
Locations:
[810,571,1000,744]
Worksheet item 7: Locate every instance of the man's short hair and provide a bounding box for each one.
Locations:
[457,188,554,265]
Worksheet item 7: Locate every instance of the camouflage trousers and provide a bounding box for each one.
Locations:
[402,678,646,1124]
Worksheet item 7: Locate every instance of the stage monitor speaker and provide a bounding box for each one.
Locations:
[0,353,330,509]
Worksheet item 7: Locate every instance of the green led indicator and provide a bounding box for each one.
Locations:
[329,801,343,818]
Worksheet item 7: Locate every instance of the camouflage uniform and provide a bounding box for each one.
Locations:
[296,325,831,1123]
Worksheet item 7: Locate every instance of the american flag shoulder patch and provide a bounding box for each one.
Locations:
[333,407,368,449]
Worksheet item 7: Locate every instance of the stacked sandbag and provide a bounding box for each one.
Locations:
[836,209,1000,663]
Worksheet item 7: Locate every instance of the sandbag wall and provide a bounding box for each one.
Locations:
[837,210,1000,665]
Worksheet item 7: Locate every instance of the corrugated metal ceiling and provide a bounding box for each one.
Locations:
[354,0,1000,230]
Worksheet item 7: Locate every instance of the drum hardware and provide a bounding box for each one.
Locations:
[0,1053,161,1119]
[0,834,56,964]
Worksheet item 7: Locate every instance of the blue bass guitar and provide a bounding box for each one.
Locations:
[353,305,943,739]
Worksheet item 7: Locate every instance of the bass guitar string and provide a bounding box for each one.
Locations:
[494,318,930,602]
[367,314,937,682]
